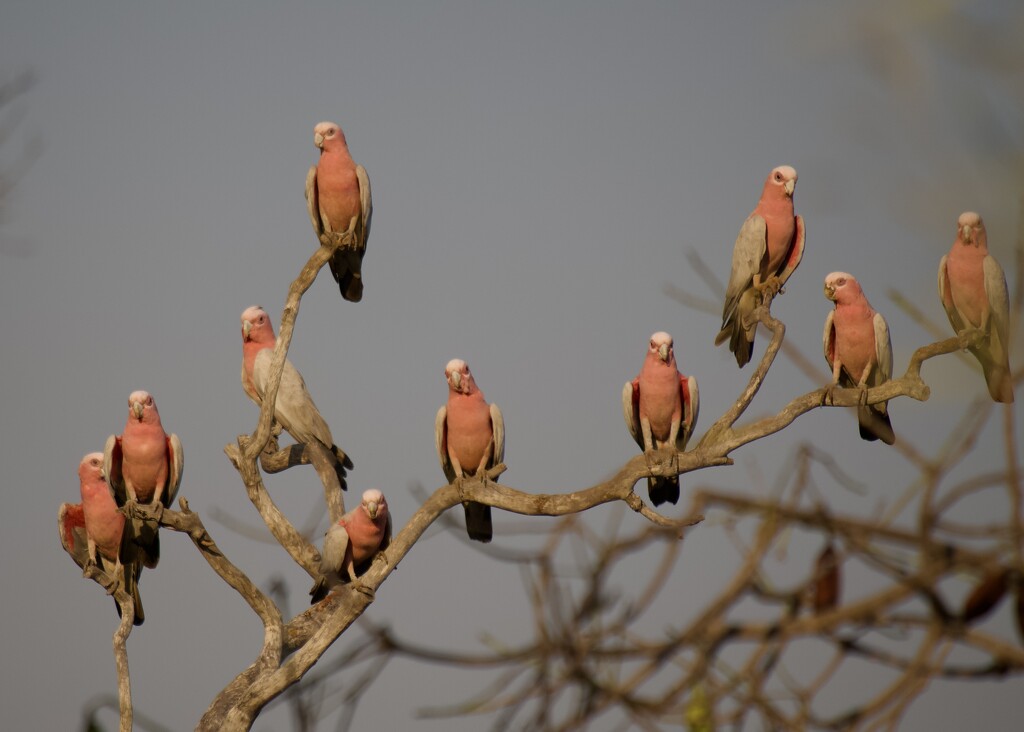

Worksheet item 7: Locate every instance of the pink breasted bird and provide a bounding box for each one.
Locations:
[104,390,183,569]
[78,452,145,625]
[240,306,350,471]
[305,121,373,302]
[309,489,392,603]
[623,332,700,506]
[823,272,896,445]
[435,359,505,543]
[938,212,1014,403]
[716,166,806,367]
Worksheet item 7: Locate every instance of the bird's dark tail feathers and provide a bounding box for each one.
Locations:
[857,405,895,445]
[464,502,493,543]
[647,475,680,507]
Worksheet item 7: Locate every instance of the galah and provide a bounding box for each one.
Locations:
[104,390,183,569]
[305,121,373,302]
[310,489,392,603]
[435,359,505,543]
[78,452,145,625]
[623,332,700,506]
[938,211,1014,403]
[823,272,896,445]
[240,306,350,470]
[716,166,806,367]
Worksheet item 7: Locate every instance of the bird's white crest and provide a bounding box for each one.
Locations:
[81,452,104,469]
[313,121,343,148]
[129,390,152,406]
[957,211,982,229]
[771,165,797,182]
[824,271,854,288]
[445,358,468,375]
[241,305,266,323]
[768,165,797,196]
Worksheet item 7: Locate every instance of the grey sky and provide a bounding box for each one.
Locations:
[1,1,1021,729]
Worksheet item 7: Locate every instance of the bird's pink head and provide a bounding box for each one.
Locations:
[360,488,388,521]
[763,165,798,199]
[444,358,476,395]
[241,306,275,344]
[313,121,348,152]
[957,211,986,248]
[823,271,863,304]
[647,331,675,364]
[78,452,106,487]
[127,390,159,423]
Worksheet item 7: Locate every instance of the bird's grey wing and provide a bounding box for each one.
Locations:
[305,164,324,240]
[873,312,893,385]
[356,164,372,251]
[490,402,504,467]
[721,215,767,325]
[435,405,457,483]
[253,349,333,447]
[681,374,699,449]
[622,380,643,450]
[319,523,350,577]
[103,434,126,506]
[983,254,1011,349]
[166,433,184,508]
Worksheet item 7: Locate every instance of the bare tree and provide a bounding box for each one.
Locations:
[66,219,1021,730]
[61,6,1024,727]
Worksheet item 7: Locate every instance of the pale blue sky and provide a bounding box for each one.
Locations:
[1,1,1021,729]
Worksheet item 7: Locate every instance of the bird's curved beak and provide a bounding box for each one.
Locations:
[960,225,973,244]
[659,343,670,362]
[100,468,107,480]
[242,320,252,341]
[314,132,325,149]
[784,179,795,197]
[365,502,378,520]
[132,401,144,420]
[450,371,462,392]
[824,284,835,301]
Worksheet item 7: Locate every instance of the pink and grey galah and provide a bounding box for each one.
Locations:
[305,121,373,302]
[240,306,350,470]
[310,489,392,603]
[823,272,896,445]
[716,166,806,367]
[77,452,145,625]
[103,390,183,569]
[435,359,505,543]
[938,211,1014,403]
[623,332,700,506]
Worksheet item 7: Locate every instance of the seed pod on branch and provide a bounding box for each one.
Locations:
[961,568,1010,624]
[811,543,841,614]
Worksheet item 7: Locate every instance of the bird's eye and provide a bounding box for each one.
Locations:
[837,278,846,285]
